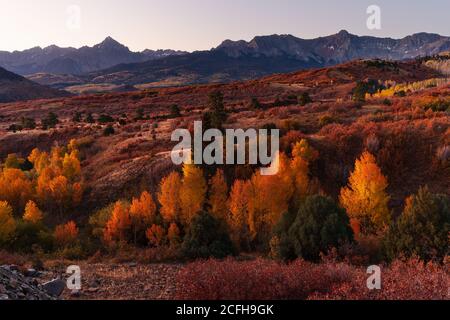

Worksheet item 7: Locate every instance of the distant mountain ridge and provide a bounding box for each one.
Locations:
[0,67,69,103]
[215,30,450,64]
[86,30,450,87]
[0,37,187,75]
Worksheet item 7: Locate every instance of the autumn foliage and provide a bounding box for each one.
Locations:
[0,201,16,243]
[23,200,44,224]
[340,151,391,235]
[176,257,449,300]
[54,221,78,247]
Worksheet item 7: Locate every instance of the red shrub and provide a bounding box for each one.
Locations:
[175,257,449,300]
[310,258,449,300]
[175,258,354,300]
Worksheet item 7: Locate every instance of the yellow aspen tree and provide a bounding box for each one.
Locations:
[62,151,81,181]
[49,175,70,217]
[28,149,49,175]
[23,200,44,224]
[208,169,228,221]
[339,151,391,235]
[180,164,207,225]
[129,191,157,245]
[158,171,182,223]
[0,201,16,243]
[247,153,294,240]
[0,168,33,213]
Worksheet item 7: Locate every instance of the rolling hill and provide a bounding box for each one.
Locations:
[0,67,69,103]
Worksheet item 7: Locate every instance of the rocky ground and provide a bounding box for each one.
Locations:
[45,262,181,300]
[0,262,181,300]
[0,265,57,300]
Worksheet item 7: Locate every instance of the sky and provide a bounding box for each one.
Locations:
[0,0,449,52]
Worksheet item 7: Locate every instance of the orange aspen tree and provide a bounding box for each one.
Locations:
[0,201,16,243]
[0,168,33,214]
[146,224,166,247]
[54,221,78,247]
[23,200,44,224]
[339,151,390,235]
[290,139,319,202]
[158,171,182,223]
[104,201,132,244]
[208,169,228,221]
[247,153,294,240]
[129,191,157,245]
[228,180,251,248]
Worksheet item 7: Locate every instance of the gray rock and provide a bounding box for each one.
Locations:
[42,279,66,297]
[25,269,38,278]
[0,265,55,300]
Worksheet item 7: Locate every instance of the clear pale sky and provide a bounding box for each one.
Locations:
[0,0,449,52]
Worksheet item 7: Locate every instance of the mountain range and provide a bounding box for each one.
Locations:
[1,30,450,96]
[86,30,450,87]
[0,37,187,75]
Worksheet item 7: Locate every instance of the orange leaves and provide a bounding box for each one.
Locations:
[23,200,43,224]
[104,201,132,244]
[130,191,157,245]
[208,169,228,221]
[228,180,251,247]
[339,151,390,234]
[180,164,207,225]
[0,168,33,213]
[62,151,81,181]
[0,201,16,243]
[130,191,156,226]
[104,191,158,245]
[26,143,84,217]
[158,171,182,223]
[54,221,78,247]
[146,224,166,247]
[291,139,319,201]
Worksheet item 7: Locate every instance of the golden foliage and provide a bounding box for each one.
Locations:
[104,201,131,244]
[23,200,43,224]
[129,191,157,244]
[0,201,16,243]
[180,164,207,225]
[158,171,182,223]
[339,151,391,234]
[0,168,33,213]
[208,169,228,221]
[228,179,251,247]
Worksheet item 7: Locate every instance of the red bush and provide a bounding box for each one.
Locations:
[310,258,449,300]
[175,257,449,300]
[175,258,354,300]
